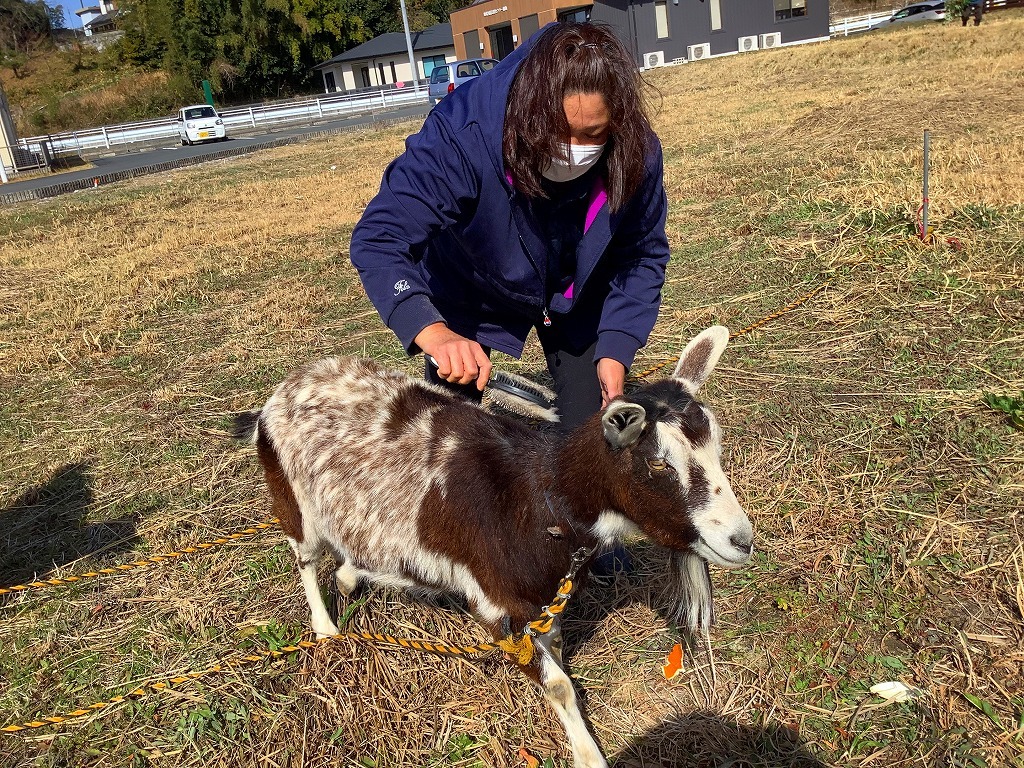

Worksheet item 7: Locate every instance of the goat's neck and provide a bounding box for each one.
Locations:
[550,420,626,534]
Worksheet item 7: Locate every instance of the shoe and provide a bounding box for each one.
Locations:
[589,545,634,583]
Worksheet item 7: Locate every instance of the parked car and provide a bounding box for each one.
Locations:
[868,1,946,30]
[428,58,499,105]
[176,104,227,146]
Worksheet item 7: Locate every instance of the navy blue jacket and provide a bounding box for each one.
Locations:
[350,30,670,368]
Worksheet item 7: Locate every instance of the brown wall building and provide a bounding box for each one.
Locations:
[450,1,592,61]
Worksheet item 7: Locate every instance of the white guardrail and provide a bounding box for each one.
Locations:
[829,9,901,35]
[16,85,429,158]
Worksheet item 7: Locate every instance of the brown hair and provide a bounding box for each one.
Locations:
[502,22,654,213]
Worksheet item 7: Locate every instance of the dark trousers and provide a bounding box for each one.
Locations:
[424,328,603,432]
[961,4,982,24]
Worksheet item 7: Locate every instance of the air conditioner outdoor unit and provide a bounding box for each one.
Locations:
[687,43,710,61]
[760,32,782,48]
[738,35,758,53]
[644,51,665,69]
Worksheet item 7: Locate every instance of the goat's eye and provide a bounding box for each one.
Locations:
[647,458,672,473]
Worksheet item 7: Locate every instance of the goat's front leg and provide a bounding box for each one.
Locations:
[532,629,608,768]
[288,537,339,638]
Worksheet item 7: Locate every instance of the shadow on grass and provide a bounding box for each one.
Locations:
[0,462,138,587]
[611,710,827,767]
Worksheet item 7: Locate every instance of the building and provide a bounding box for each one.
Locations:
[0,85,17,183]
[314,23,458,94]
[450,0,829,66]
[75,0,120,37]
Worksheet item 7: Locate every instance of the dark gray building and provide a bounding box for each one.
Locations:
[453,0,831,67]
[590,0,830,66]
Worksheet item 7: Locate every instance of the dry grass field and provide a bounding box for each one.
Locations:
[2,12,1023,768]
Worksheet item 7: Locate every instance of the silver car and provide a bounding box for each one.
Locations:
[428,58,498,105]
[868,1,946,29]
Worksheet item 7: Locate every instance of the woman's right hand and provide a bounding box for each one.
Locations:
[415,323,492,390]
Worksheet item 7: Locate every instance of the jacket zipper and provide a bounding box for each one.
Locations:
[510,189,553,327]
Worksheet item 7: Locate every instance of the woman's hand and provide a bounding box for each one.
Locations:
[415,323,492,390]
[597,358,626,407]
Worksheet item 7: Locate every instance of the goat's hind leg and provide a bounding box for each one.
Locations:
[530,629,608,768]
[288,537,339,638]
[334,556,366,597]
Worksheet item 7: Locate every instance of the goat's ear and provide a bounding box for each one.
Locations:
[672,326,730,393]
[602,401,647,449]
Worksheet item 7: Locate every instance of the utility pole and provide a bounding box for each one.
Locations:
[398,0,422,92]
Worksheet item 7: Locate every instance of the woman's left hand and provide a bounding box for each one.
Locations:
[597,358,626,407]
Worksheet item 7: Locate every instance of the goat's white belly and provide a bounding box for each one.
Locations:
[310,480,506,626]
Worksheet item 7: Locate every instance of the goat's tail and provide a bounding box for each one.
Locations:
[229,410,261,444]
[665,550,715,637]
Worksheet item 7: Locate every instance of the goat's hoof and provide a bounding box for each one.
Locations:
[314,625,340,640]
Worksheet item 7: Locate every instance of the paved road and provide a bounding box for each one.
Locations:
[1,103,431,199]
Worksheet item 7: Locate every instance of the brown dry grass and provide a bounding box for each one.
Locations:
[2,12,1023,768]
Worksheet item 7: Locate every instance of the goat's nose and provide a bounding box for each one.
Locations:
[730,533,753,556]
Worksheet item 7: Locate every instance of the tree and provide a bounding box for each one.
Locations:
[115,0,365,100]
[46,3,65,31]
[0,0,54,54]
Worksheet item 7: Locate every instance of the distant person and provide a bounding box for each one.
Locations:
[961,0,983,26]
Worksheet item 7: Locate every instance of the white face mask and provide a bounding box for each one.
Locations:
[541,142,606,183]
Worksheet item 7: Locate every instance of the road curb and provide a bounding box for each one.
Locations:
[0,112,426,207]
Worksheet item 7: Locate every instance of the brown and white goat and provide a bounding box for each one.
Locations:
[237,326,753,768]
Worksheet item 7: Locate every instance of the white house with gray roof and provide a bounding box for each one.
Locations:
[313,23,457,94]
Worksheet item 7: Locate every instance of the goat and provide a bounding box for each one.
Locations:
[235,326,753,768]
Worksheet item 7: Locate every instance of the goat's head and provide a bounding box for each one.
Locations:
[599,326,752,633]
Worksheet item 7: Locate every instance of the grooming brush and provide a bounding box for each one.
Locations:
[426,356,559,422]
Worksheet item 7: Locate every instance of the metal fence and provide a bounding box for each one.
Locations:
[0,141,50,183]
[829,0,1023,34]
[12,84,428,161]
[830,9,897,35]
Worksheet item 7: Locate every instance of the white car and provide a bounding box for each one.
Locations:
[176,104,227,145]
[868,1,946,30]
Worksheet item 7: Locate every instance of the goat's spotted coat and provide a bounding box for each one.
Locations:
[242,326,752,768]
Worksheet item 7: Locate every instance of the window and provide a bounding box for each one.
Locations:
[479,59,497,72]
[774,0,807,21]
[558,7,590,23]
[324,71,336,92]
[360,66,370,88]
[184,106,216,120]
[430,66,450,84]
[422,54,446,77]
[456,62,480,77]
[655,0,669,38]
[710,0,722,30]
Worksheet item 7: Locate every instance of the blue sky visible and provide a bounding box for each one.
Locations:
[48,0,86,30]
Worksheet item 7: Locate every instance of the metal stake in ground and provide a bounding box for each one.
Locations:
[922,129,930,242]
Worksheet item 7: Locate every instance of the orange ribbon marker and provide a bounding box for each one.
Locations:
[662,642,684,680]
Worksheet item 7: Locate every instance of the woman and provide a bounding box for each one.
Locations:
[350,21,669,431]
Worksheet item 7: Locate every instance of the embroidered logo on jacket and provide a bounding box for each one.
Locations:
[393,280,410,296]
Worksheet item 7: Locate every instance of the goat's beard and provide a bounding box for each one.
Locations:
[665,550,715,635]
